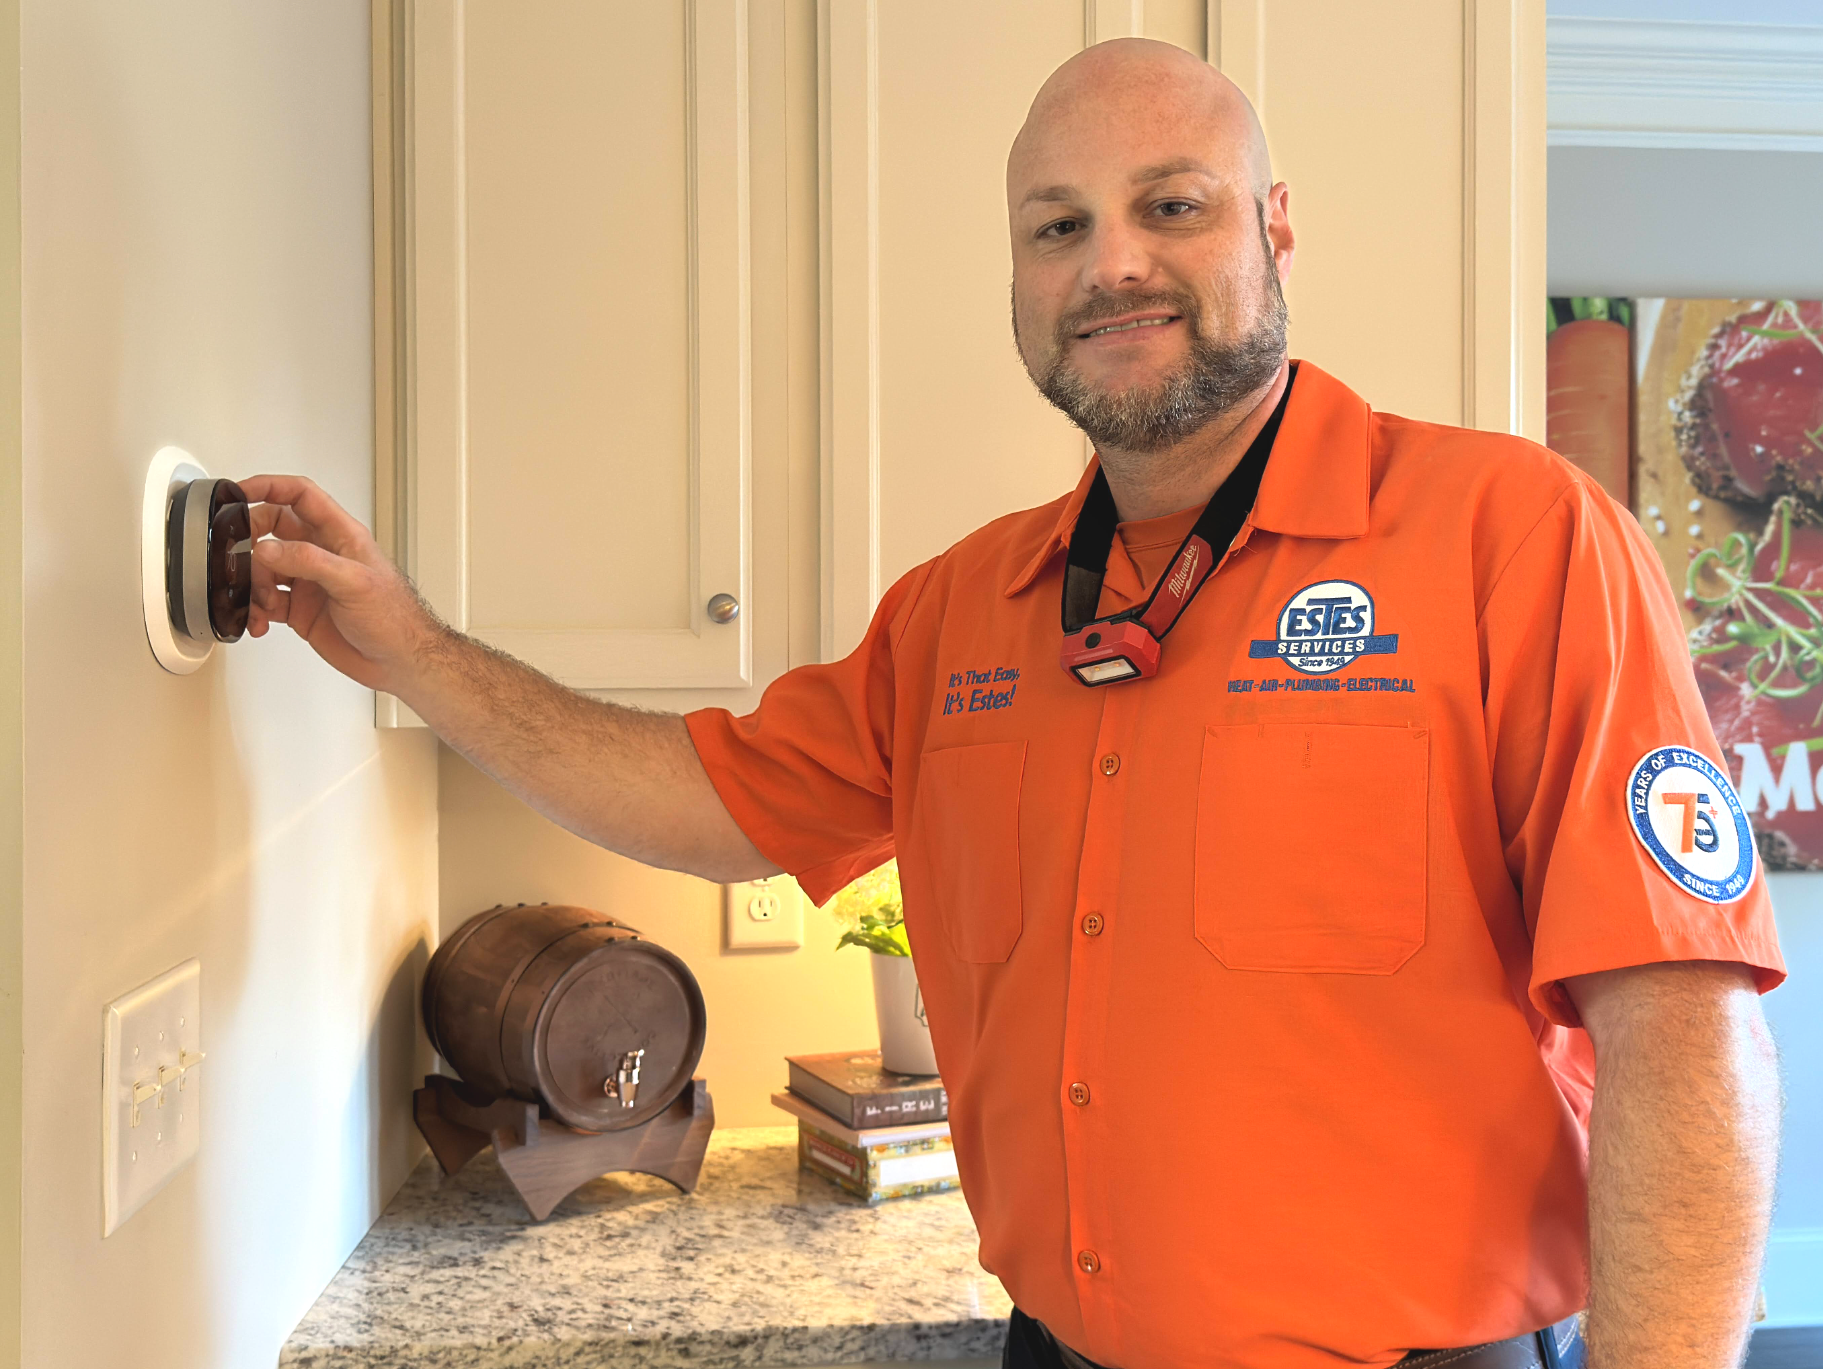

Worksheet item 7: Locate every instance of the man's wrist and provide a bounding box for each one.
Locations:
[367,571,464,706]
[390,615,466,705]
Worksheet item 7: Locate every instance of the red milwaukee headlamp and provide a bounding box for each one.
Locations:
[1058,372,1291,687]
[1060,616,1161,685]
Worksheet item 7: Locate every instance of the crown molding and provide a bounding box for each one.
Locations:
[1547,16,1823,152]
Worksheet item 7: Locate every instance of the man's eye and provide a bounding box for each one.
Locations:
[1038,219,1082,239]
[1155,200,1196,218]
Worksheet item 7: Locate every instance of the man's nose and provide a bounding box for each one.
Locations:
[1080,218,1154,294]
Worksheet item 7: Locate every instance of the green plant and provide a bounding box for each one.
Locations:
[1546,296,1632,333]
[1690,497,1823,719]
[824,860,910,956]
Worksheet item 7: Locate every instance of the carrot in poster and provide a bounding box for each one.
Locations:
[1546,296,1631,504]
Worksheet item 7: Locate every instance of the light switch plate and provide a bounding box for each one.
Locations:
[724,874,804,951]
[102,959,203,1236]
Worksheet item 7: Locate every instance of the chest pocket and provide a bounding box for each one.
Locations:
[1194,722,1428,974]
[910,740,1026,963]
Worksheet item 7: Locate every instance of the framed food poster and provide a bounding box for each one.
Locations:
[1626,299,1823,869]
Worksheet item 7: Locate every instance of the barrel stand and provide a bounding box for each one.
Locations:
[413,1073,715,1221]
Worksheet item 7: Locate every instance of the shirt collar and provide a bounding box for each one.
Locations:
[1002,359,1372,598]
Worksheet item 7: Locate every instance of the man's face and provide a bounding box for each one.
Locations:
[1008,102,1292,454]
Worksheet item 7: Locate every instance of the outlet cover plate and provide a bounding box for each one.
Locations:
[102,959,203,1236]
[724,875,804,950]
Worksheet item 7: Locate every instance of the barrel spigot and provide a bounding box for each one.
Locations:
[603,1049,646,1107]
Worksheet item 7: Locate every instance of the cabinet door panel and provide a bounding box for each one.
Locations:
[820,0,1123,661]
[1241,1,1468,429]
[396,0,752,691]
[875,2,1090,599]
[464,3,694,636]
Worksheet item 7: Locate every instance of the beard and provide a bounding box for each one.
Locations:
[1021,208,1288,455]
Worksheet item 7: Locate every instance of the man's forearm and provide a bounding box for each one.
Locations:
[1579,963,1782,1369]
[401,625,778,882]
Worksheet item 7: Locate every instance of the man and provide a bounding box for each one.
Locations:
[243,40,1783,1369]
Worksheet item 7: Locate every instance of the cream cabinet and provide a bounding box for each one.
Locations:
[375,0,756,712]
[373,0,1543,700]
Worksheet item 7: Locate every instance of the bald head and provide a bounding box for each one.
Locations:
[1005,38,1293,470]
[1009,39,1271,206]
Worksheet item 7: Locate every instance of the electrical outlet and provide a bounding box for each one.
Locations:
[724,874,804,951]
[102,960,204,1236]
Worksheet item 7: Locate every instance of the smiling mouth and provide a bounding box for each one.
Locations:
[1079,316,1181,339]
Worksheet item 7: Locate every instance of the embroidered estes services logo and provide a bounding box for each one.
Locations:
[1247,580,1399,675]
[1627,746,1755,903]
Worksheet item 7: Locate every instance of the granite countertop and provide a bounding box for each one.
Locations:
[279,1125,1012,1369]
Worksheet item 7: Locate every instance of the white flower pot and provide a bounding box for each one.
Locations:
[870,953,938,1076]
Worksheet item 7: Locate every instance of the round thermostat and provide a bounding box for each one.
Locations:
[141,448,254,675]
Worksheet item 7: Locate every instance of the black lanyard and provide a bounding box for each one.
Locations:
[1062,371,1292,647]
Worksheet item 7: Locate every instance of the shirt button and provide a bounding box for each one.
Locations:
[1077,1249,1101,1274]
[1100,753,1120,776]
[1081,912,1104,936]
[1069,1082,1090,1106]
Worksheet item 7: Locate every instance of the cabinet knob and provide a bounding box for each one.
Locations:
[707,593,740,624]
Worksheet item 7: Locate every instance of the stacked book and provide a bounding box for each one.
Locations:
[774,1050,956,1203]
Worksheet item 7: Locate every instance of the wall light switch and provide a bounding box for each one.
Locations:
[102,959,203,1236]
[724,875,804,951]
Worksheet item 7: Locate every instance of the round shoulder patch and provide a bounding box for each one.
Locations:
[1626,746,1756,904]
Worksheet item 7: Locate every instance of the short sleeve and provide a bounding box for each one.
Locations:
[684,561,935,906]
[1479,478,1787,1027]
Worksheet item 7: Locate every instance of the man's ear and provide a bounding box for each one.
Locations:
[1266,181,1295,283]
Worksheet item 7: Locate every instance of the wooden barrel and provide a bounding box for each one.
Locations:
[423,903,707,1132]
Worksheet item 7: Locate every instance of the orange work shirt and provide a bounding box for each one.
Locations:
[685,361,1786,1369]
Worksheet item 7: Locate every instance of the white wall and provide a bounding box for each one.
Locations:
[1547,146,1823,298]
[18,4,439,1367]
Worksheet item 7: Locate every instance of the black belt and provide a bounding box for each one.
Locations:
[1003,1307,1586,1369]
[1395,1314,1584,1369]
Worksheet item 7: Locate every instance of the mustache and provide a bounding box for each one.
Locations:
[1054,290,1202,344]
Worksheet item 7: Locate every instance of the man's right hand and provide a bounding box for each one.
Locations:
[240,474,442,696]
